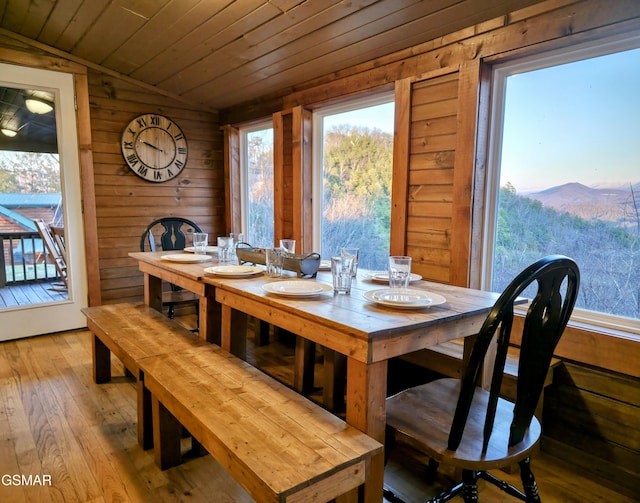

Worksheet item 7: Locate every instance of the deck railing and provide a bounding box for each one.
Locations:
[0,231,60,288]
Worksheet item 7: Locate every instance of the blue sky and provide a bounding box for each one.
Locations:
[323,102,395,134]
[500,46,640,192]
[322,46,639,194]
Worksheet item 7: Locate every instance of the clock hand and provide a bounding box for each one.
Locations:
[138,139,164,153]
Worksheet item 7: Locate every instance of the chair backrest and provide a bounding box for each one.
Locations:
[448,255,580,452]
[34,218,68,287]
[140,217,203,252]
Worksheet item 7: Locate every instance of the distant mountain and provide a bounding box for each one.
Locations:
[525,182,638,224]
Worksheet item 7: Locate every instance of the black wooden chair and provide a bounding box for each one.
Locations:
[385,255,580,503]
[140,217,203,321]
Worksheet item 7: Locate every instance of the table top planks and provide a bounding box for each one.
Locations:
[206,271,501,362]
[127,251,503,361]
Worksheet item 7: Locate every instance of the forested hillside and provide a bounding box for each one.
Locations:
[494,184,640,319]
[321,125,393,269]
[0,151,60,193]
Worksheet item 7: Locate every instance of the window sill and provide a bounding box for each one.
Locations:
[511,316,639,378]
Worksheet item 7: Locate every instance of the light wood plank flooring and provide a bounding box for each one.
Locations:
[0,328,634,503]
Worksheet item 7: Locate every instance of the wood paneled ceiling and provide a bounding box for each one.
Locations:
[0,0,547,113]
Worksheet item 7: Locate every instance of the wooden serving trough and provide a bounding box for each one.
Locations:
[236,243,321,278]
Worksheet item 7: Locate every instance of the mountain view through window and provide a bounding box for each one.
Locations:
[491,44,640,325]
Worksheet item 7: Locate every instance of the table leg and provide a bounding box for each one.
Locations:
[294,338,316,395]
[323,348,346,412]
[92,334,111,384]
[344,358,387,502]
[145,272,163,312]
[199,293,221,345]
[221,304,248,359]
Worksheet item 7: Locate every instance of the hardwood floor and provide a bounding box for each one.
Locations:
[0,328,634,503]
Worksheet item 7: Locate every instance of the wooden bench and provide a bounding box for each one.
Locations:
[139,345,383,503]
[82,303,207,449]
[400,338,562,418]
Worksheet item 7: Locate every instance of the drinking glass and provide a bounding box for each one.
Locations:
[388,256,412,289]
[192,232,208,254]
[230,232,243,260]
[217,236,233,263]
[331,255,353,294]
[280,239,296,255]
[340,247,359,277]
[266,248,283,278]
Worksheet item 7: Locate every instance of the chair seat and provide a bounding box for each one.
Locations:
[386,378,541,471]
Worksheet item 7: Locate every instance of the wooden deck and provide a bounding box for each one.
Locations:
[0,280,68,308]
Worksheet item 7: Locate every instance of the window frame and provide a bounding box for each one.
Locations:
[482,33,640,335]
[311,92,395,257]
[238,119,274,246]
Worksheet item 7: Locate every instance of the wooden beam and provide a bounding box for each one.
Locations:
[222,125,241,235]
[389,78,411,255]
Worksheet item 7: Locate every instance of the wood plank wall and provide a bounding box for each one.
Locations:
[406,71,460,284]
[220,1,640,497]
[275,111,294,245]
[87,72,223,304]
[544,363,640,496]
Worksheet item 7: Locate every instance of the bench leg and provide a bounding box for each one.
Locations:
[152,396,182,470]
[92,334,111,384]
[137,372,154,450]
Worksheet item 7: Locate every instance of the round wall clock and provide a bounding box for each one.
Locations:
[121,113,188,182]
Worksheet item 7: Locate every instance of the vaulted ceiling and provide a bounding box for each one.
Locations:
[1,0,546,112]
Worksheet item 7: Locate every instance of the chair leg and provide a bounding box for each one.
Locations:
[429,480,463,503]
[461,470,479,503]
[519,457,541,502]
[167,304,175,319]
[426,457,439,482]
[479,470,528,500]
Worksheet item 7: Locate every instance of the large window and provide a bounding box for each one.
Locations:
[313,96,394,270]
[240,123,274,247]
[484,35,640,333]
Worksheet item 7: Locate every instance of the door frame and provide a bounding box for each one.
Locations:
[0,48,101,339]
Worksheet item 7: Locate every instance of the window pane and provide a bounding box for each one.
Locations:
[491,46,640,323]
[319,102,394,270]
[245,128,274,247]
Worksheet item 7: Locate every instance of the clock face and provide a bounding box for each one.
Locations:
[121,114,188,182]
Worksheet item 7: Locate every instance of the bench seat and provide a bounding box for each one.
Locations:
[82,303,207,448]
[140,345,383,503]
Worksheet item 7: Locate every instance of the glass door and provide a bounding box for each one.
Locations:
[0,63,88,341]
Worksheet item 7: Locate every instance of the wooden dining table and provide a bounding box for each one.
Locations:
[129,251,503,502]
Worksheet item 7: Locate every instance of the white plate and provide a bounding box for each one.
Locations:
[184,245,218,254]
[204,265,263,277]
[161,253,213,263]
[363,271,423,283]
[363,288,446,309]
[262,281,333,297]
